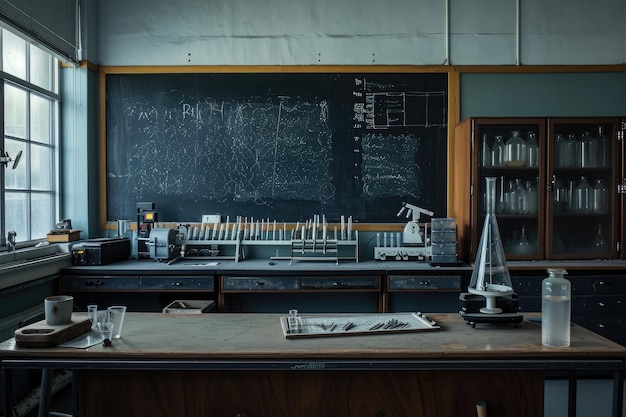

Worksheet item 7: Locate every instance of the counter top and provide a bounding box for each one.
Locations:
[1,312,624,364]
[61,259,473,275]
[60,257,626,276]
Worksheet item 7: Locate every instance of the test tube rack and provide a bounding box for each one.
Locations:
[289,232,359,265]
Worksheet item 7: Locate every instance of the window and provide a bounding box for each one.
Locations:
[2,28,58,243]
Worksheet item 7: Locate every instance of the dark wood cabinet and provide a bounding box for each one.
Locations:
[453,117,625,262]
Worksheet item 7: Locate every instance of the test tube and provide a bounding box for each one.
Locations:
[376,233,381,247]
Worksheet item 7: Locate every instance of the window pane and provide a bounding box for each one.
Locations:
[4,139,27,189]
[5,192,28,241]
[30,94,52,144]
[2,30,26,80]
[31,193,52,239]
[5,84,27,138]
[30,45,54,91]
[31,144,52,190]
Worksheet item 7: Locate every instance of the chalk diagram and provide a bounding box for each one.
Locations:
[109,95,334,208]
[360,133,421,200]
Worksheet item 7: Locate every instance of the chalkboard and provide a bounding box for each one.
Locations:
[105,72,447,223]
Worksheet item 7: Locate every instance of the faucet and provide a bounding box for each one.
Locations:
[7,230,16,254]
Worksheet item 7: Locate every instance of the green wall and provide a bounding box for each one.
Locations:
[460,72,626,119]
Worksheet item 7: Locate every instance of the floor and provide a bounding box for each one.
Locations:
[21,377,626,417]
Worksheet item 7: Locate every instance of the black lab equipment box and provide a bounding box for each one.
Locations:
[71,238,131,265]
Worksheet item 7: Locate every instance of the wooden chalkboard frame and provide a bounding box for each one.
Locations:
[98,66,458,230]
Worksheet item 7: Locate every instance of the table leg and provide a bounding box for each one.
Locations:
[613,370,624,417]
[568,370,577,417]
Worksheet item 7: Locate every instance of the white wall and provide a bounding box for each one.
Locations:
[96,0,626,66]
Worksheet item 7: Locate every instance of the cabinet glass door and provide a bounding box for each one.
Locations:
[472,119,545,261]
[547,118,619,259]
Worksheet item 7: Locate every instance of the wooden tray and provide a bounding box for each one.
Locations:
[280,312,440,339]
[15,317,92,347]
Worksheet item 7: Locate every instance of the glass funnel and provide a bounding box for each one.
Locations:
[469,177,513,314]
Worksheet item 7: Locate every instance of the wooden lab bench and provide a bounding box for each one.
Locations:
[1,312,624,417]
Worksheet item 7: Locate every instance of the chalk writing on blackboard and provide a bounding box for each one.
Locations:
[360,133,421,199]
[105,72,447,222]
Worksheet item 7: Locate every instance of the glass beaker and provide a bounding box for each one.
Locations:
[469,177,513,314]
[504,131,526,167]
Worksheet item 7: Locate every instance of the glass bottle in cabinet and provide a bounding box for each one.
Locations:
[452,117,622,263]
[548,118,619,259]
[453,118,545,262]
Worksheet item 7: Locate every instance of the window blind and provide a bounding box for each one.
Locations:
[0,0,79,63]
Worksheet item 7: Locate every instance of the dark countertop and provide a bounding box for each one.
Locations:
[60,257,626,276]
[61,258,473,276]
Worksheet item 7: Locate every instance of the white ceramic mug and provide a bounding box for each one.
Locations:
[44,295,74,325]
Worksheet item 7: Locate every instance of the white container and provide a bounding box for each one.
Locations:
[542,269,571,347]
[44,295,73,325]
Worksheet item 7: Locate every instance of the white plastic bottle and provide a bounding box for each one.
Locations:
[542,269,571,347]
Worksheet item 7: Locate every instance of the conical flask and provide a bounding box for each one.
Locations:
[469,177,513,314]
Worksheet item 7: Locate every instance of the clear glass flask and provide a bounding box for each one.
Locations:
[469,177,513,314]
[542,269,570,347]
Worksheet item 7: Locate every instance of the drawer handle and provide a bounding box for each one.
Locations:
[84,280,103,287]
[420,280,431,286]
[598,280,612,286]
[171,282,182,287]
[332,281,345,287]
[255,281,265,286]
[598,323,616,329]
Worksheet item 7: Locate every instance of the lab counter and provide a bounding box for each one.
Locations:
[1,312,624,417]
[60,259,474,313]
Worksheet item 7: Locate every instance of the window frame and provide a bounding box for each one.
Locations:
[1,28,59,247]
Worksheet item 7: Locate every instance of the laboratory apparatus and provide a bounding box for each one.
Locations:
[460,177,523,327]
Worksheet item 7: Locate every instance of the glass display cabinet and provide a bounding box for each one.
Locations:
[452,117,624,262]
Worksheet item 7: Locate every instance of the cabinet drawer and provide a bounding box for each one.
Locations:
[387,275,461,291]
[62,275,140,291]
[571,275,626,294]
[222,276,299,291]
[573,295,625,315]
[300,276,379,290]
[574,315,626,346]
[511,276,542,296]
[141,276,214,291]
